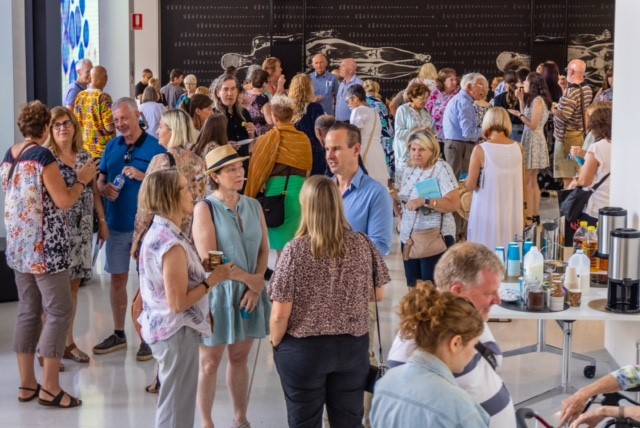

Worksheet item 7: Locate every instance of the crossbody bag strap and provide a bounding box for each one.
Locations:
[590,172,610,191]
[360,233,384,366]
[282,166,291,195]
[203,198,216,226]
[578,86,586,136]
[7,142,37,182]
[165,151,176,167]
[475,342,498,370]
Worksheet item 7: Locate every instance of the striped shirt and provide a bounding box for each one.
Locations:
[553,83,593,141]
[388,323,516,428]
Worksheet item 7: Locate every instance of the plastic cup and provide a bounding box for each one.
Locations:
[208,250,223,270]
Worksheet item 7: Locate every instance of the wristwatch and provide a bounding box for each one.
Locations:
[424,198,430,207]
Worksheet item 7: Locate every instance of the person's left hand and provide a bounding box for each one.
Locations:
[507,109,521,117]
[240,290,260,313]
[516,87,525,102]
[405,198,426,211]
[244,122,256,137]
[560,391,591,426]
[123,166,142,181]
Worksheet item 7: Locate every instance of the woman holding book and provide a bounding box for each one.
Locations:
[398,129,459,286]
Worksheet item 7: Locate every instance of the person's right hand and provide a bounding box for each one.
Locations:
[570,146,586,159]
[77,158,99,186]
[208,261,235,286]
[559,75,568,91]
[101,183,120,201]
[559,390,591,426]
[568,408,607,428]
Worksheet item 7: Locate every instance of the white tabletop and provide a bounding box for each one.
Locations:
[490,283,640,322]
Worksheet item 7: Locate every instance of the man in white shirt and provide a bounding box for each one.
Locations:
[388,242,516,428]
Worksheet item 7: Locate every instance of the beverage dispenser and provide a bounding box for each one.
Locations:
[596,207,627,282]
[607,228,640,313]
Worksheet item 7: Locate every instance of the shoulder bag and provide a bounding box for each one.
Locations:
[559,172,610,222]
[402,212,447,261]
[361,234,388,394]
[257,167,290,228]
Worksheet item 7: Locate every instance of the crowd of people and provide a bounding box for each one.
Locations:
[2,51,619,428]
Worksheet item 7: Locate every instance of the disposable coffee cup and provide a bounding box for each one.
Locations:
[208,250,224,270]
[550,295,565,311]
[568,288,582,307]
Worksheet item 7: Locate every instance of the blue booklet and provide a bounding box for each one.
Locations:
[415,177,442,199]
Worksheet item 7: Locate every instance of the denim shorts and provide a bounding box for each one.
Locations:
[105,230,134,274]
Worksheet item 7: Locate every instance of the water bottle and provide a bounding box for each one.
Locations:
[568,249,591,294]
[507,242,521,278]
[573,221,588,251]
[112,173,126,191]
[523,246,544,283]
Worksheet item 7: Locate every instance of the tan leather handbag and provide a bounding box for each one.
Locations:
[402,213,447,261]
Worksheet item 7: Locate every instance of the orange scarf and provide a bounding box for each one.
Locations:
[245,124,312,197]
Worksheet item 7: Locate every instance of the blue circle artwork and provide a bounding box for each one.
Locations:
[69,10,76,48]
[70,60,77,83]
[74,6,82,46]
[83,19,89,47]
[79,0,85,15]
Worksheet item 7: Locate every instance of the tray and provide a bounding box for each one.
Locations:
[499,299,569,313]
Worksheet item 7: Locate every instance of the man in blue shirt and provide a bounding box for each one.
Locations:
[94,97,166,359]
[310,53,339,116]
[63,58,93,110]
[335,59,364,122]
[325,122,393,428]
[442,72,487,179]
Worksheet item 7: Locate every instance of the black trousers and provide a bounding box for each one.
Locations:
[274,333,369,428]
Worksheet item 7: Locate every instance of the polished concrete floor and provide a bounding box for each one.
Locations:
[0,194,628,427]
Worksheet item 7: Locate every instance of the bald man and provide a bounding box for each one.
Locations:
[309,53,339,116]
[552,59,593,188]
[335,58,364,122]
[74,65,116,158]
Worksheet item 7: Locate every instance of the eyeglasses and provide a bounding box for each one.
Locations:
[124,145,135,163]
[52,120,72,130]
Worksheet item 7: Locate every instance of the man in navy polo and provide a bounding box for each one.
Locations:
[310,53,339,116]
[93,97,166,360]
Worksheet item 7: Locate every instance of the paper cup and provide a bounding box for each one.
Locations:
[568,289,582,307]
[208,250,224,270]
[550,295,565,311]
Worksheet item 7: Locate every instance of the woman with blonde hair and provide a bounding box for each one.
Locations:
[245,95,312,254]
[398,129,459,286]
[137,168,234,428]
[270,175,390,428]
[148,77,167,106]
[466,107,524,251]
[176,74,198,108]
[371,281,489,427]
[44,107,108,365]
[288,73,326,175]
[262,56,286,97]
[417,63,439,91]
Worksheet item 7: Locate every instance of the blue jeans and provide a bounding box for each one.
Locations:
[402,235,455,287]
[274,333,369,428]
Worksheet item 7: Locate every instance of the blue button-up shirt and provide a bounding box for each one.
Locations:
[371,350,490,428]
[339,168,393,256]
[310,71,339,116]
[443,90,483,142]
[335,76,364,122]
[63,81,87,107]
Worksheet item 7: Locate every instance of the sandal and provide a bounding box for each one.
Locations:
[18,384,41,402]
[37,355,65,372]
[38,387,82,408]
[63,343,90,363]
[144,375,160,394]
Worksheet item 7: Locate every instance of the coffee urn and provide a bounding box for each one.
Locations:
[596,207,628,282]
[607,228,640,313]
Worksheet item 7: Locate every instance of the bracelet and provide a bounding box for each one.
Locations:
[619,406,625,419]
[202,281,211,293]
[75,181,86,190]
[519,113,524,119]
[99,218,107,223]
[433,199,437,208]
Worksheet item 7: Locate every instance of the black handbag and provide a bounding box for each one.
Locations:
[559,173,609,222]
[362,234,388,394]
[257,167,290,228]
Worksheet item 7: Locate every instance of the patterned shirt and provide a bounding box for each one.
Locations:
[74,89,115,158]
[269,231,390,338]
[553,83,593,141]
[612,365,640,391]
[427,88,458,142]
[1,145,69,274]
[138,215,212,344]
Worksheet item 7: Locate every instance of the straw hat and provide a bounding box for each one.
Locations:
[457,181,473,220]
[205,145,249,174]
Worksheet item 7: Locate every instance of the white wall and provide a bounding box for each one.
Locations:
[0,0,27,236]
[604,0,640,367]
[133,0,160,84]
[99,1,133,99]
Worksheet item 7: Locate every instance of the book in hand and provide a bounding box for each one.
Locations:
[415,177,442,199]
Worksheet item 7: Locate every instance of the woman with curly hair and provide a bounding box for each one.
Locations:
[288,73,326,175]
[371,281,489,427]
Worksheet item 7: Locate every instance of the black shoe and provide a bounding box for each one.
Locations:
[136,342,153,361]
[93,334,127,354]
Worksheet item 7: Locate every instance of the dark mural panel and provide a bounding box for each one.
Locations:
[160,0,614,97]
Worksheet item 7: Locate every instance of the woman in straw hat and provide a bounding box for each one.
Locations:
[193,145,271,428]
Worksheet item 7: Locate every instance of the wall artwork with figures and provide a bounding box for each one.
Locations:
[160,0,614,96]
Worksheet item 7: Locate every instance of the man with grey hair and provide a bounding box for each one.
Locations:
[93,97,165,360]
[552,59,593,188]
[335,58,363,122]
[387,242,516,428]
[442,72,488,179]
[64,58,93,110]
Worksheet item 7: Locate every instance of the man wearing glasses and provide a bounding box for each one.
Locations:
[94,97,166,360]
[442,73,488,179]
[74,65,116,158]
